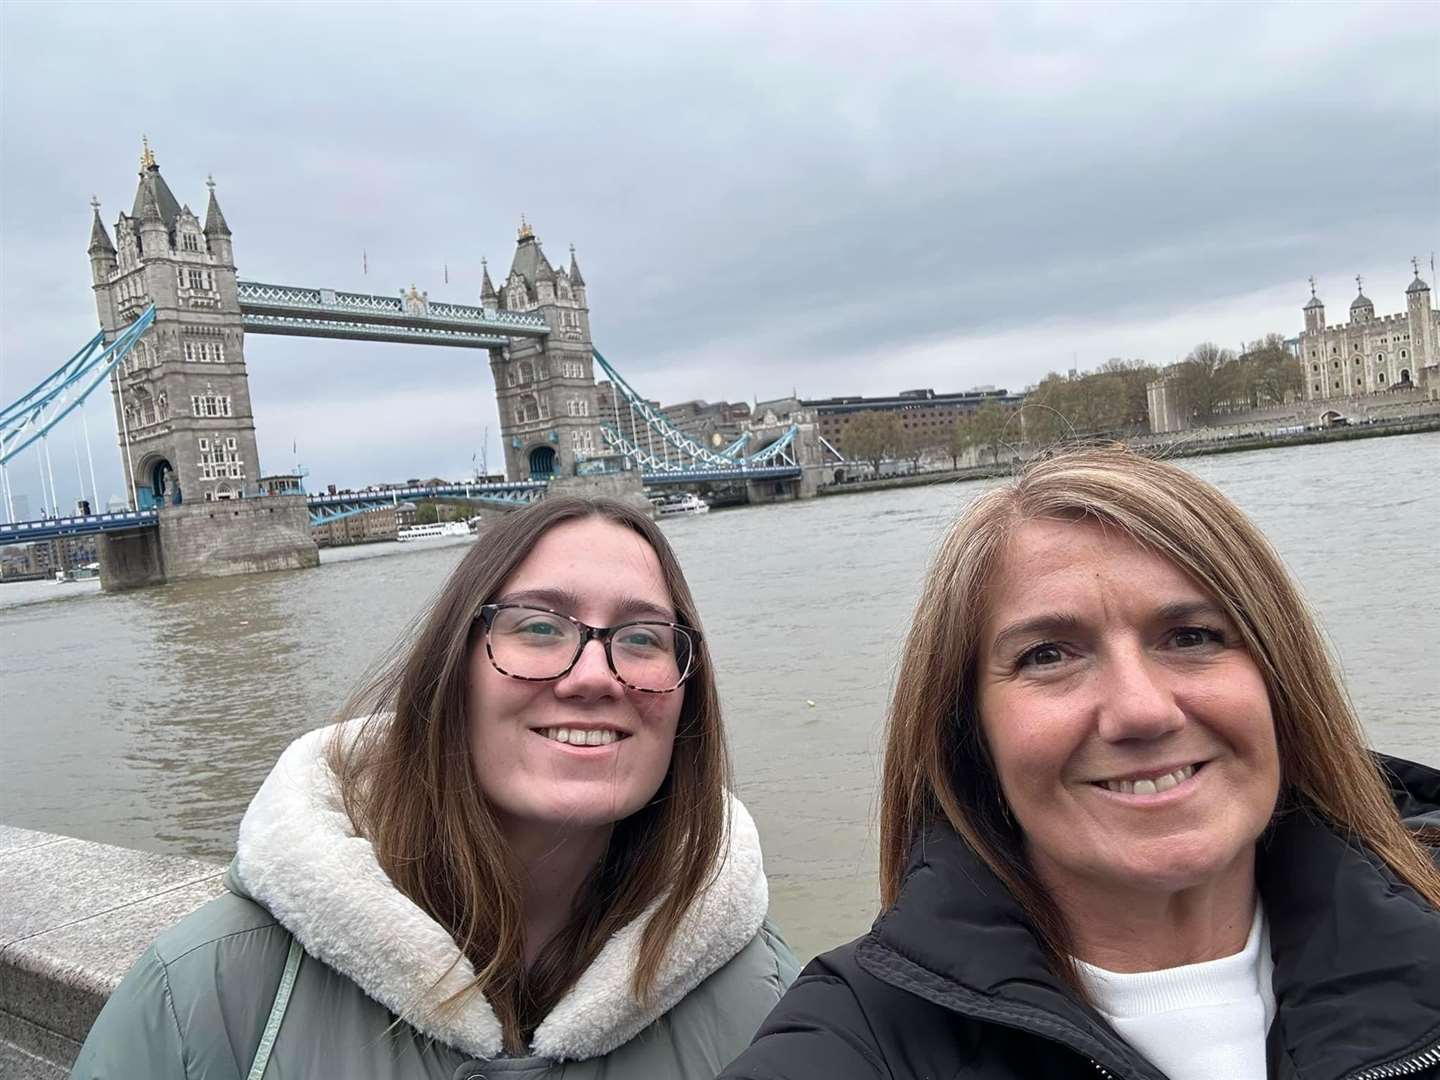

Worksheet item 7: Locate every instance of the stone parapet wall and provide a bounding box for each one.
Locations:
[0,826,223,1078]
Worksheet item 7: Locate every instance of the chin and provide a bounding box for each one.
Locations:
[1116,840,1253,894]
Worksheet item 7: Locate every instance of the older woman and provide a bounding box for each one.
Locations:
[74,496,797,1079]
[722,447,1440,1080]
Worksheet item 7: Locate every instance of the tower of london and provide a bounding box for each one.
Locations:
[1299,265,1439,402]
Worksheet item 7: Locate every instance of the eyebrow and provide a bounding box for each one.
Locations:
[987,600,1233,655]
[988,613,1083,656]
[495,586,677,623]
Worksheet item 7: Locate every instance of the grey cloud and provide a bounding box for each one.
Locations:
[2,0,1436,499]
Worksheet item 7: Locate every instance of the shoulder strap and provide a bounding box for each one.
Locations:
[246,934,304,1080]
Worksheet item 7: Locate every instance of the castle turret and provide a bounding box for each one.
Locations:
[1406,260,1435,389]
[1349,276,1374,323]
[1303,279,1325,333]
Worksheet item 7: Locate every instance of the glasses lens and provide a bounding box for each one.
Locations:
[611,622,695,691]
[487,606,581,678]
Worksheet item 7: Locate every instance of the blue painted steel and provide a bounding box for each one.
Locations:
[1,306,157,465]
[306,480,546,526]
[0,508,157,545]
[592,350,748,470]
[236,281,550,339]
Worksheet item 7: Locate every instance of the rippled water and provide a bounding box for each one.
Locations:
[2,433,1437,960]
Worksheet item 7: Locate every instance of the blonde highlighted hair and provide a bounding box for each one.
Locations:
[880,445,1440,987]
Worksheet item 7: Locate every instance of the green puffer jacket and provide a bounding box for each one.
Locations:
[71,723,800,1079]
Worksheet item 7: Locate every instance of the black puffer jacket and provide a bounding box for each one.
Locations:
[722,756,1440,1080]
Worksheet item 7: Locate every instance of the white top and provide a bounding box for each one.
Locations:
[1076,904,1276,1080]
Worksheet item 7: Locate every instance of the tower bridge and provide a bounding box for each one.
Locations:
[0,142,830,589]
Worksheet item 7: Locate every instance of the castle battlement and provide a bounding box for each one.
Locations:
[1300,270,1437,403]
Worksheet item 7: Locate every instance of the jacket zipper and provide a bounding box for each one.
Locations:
[1343,1038,1440,1079]
[1088,1037,1440,1080]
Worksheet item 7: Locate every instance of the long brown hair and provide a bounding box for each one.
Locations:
[329,496,730,1052]
[880,445,1440,991]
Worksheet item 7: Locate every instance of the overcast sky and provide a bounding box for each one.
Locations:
[2,0,1437,508]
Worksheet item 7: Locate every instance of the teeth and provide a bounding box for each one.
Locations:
[1101,764,1198,795]
[540,728,620,746]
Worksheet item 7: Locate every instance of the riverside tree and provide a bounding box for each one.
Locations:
[969,401,1012,465]
[945,414,975,469]
[844,411,901,477]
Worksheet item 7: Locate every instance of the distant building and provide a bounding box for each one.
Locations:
[311,504,400,547]
[0,535,98,579]
[1300,268,1438,402]
[803,387,1021,456]
[655,399,751,451]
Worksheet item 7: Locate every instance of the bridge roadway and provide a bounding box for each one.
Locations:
[0,466,803,542]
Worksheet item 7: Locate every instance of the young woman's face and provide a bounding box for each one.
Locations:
[466,517,685,839]
[976,518,1281,904]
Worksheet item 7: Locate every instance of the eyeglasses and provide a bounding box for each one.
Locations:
[476,603,701,694]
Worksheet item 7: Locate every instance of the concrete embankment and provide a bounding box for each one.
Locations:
[816,414,1440,499]
[0,825,223,1077]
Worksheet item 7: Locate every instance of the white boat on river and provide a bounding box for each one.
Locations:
[396,521,471,542]
[649,493,710,517]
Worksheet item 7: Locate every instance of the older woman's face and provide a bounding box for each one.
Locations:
[466,517,683,839]
[977,518,1280,902]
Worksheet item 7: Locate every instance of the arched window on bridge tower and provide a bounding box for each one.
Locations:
[515,393,541,425]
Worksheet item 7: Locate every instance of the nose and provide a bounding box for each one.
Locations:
[554,637,623,700]
[1095,642,1185,743]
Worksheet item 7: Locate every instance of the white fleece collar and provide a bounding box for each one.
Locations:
[233,720,769,1062]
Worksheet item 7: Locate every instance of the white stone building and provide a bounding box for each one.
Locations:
[1300,267,1439,402]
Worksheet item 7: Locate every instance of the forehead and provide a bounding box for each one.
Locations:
[502,517,672,603]
[986,517,1207,616]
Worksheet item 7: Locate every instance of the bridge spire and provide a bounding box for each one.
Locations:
[568,242,586,286]
[203,175,231,237]
[480,257,497,304]
[88,197,115,255]
[139,135,156,172]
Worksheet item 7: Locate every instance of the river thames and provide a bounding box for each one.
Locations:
[2,433,1437,961]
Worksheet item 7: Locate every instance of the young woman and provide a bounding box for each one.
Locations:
[722,446,1440,1080]
[74,496,797,1079]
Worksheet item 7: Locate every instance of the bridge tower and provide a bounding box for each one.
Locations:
[90,140,262,508]
[85,141,316,588]
[487,222,606,480]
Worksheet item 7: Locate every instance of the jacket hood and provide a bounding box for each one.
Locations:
[858,754,1440,1080]
[232,719,770,1062]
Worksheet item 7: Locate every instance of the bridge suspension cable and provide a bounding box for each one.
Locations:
[1,305,155,521]
[591,348,801,475]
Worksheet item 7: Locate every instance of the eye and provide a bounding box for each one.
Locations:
[1171,626,1225,649]
[616,625,666,650]
[1017,642,1066,669]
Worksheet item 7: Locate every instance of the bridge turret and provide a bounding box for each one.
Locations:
[480,257,498,307]
[87,197,117,284]
[203,176,234,264]
[567,243,587,306]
